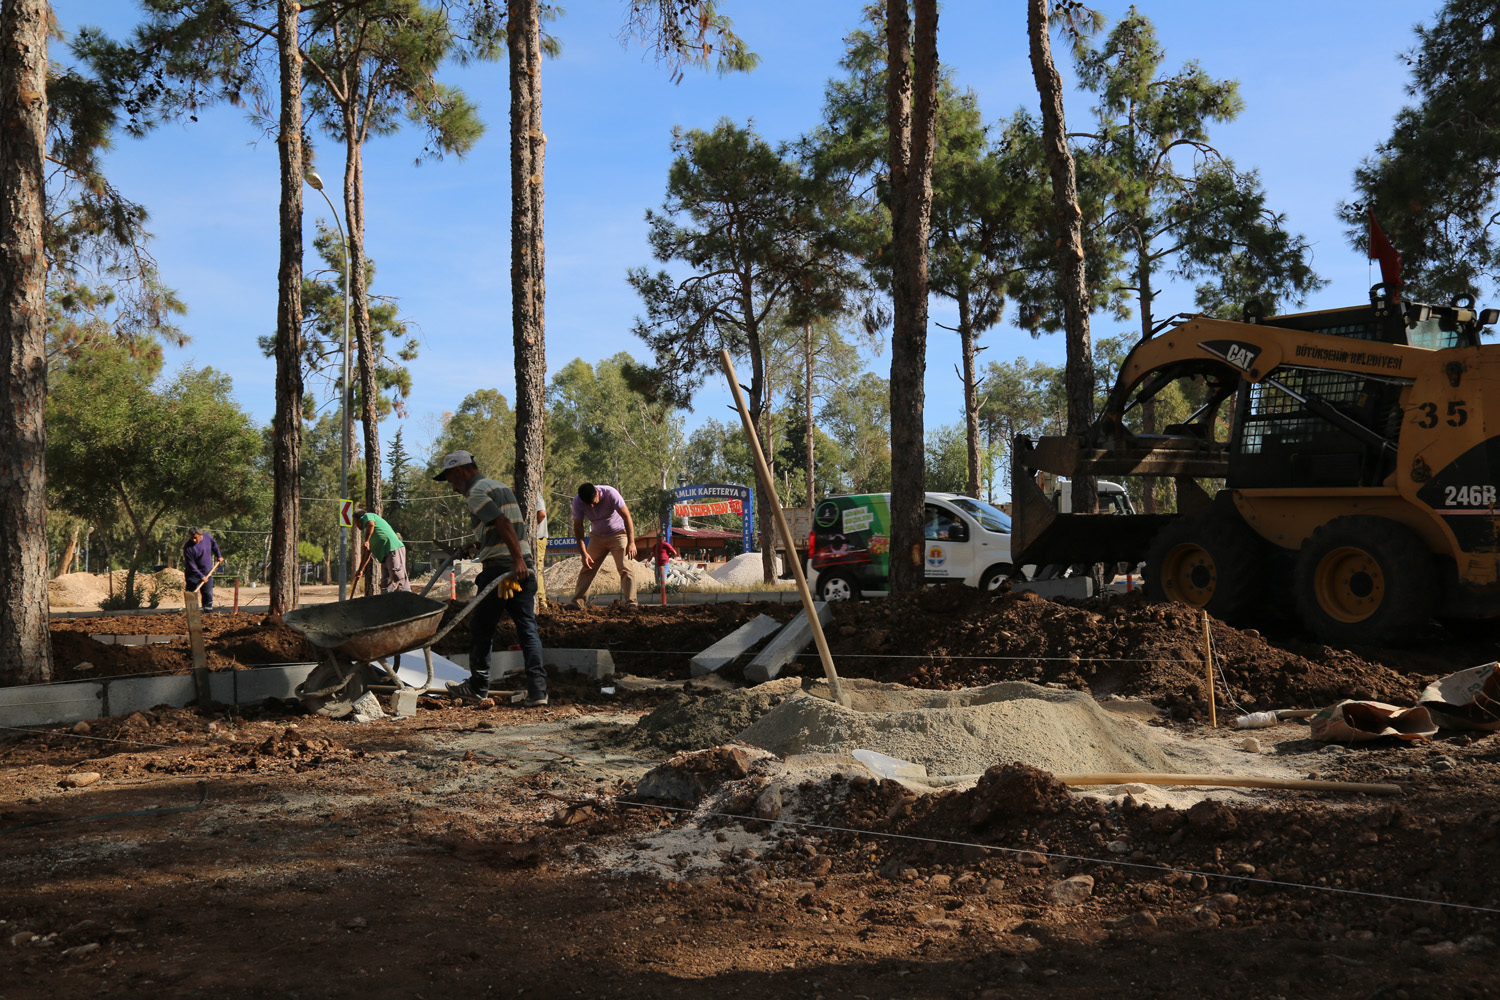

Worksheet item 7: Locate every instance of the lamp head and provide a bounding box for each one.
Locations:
[304,170,325,192]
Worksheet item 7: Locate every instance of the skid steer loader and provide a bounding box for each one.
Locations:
[1011,284,1500,644]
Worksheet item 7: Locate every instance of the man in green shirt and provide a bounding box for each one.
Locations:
[354,509,410,592]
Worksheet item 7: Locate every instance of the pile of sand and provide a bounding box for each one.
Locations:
[709,552,782,587]
[734,678,1175,778]
[48,572,110,608]
[49,569,190,608]
[545,553,654,596]
[626,677,802,753]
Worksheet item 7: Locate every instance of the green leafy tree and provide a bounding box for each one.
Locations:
[820,372,893,496]
[302,0,490,528]
[47,345,265,601]
[433,389,516,485]
[548,354,687,518]
[1340,0,1500,301]
[627,120,855,582]
[1073,8,1321,509]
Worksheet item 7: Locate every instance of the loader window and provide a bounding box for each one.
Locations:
[1231,367,1400,488]
[1406,316,1469,350]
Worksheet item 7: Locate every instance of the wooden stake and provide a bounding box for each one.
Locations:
[1201,609,1217,728]
[185,588,210,709]
[718,349,848,708]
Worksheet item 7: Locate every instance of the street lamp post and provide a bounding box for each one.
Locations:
[305,170,353,602]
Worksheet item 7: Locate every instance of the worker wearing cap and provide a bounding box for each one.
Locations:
[433,450,547,707]
[183,527,224,611]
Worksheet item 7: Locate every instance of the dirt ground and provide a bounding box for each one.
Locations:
[5,589,1500,998]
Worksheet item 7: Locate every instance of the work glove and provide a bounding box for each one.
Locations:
[497,573,522,600]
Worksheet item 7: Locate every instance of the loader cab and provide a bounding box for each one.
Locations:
[1227,285,1497,491]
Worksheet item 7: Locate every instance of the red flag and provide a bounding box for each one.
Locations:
[1368,210,1403,303]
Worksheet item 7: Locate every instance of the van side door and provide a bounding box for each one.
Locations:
[922,502,975,583]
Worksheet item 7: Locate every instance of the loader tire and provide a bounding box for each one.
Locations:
[1293,516,1436,646]
[1144,514,1266,621]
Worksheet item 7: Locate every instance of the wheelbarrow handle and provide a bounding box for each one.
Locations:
[429,571,515,647]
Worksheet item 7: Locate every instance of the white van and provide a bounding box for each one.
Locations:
[806,492,1014,601]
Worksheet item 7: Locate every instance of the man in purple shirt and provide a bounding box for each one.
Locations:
[183,527,224,611]
[569,482,638,608]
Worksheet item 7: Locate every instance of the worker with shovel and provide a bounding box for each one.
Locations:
[183,527,223,612]
[352,509,410,594]
[433,450,547,707]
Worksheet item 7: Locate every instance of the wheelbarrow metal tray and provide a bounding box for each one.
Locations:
[283,592,449,661]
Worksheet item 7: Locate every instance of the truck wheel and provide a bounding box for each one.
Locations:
[817,572,860,602]
[1294,516,1435,645]
[1144,514,1266,621]
[980,564,1018,591]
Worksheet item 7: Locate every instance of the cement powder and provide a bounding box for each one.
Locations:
[734,678,1177,778]
[544,554,654,596]
[708,552,783,587]
[623,676,803,753]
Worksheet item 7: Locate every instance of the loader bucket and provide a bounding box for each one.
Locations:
[1010,435,1178,568]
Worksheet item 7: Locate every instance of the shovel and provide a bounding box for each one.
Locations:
[851,749,1401,796]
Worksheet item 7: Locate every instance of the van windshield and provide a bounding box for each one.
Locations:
[949,497,1011,533]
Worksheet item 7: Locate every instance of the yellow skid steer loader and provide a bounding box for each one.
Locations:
[1012,285,1500,644]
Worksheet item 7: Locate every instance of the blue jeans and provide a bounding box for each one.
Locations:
[468,559,545,699]
[187,576,214,610]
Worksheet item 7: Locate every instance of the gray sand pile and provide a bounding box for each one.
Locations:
[625,677,802,753]
[735,678,1175,778]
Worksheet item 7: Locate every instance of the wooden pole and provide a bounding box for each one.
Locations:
[719,350,848,708]
[1201,609,1217,728]
[185,582,210,709]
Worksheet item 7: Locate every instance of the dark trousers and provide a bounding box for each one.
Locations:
[187,576,214,610]
[468,559,545,699]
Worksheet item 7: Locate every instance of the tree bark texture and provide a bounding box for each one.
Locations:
[56,527,78,578]
[268,0,305,617]
[886,0,939,593]
[803,322,815,509]
[0,0,51,685]
[959,289,982,499]
[1027,0,1096,515]
[1137,244,1158,513]
[510,0,547,525]
[343,104,379,594]
[745,322,776,584]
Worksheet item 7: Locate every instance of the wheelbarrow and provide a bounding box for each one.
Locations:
[285,570,517,718]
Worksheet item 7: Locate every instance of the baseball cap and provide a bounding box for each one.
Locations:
[433,450,476,480]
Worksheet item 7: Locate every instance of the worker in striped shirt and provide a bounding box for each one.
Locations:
[433,450,547,707]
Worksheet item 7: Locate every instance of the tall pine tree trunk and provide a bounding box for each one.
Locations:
[886,0,940,594]
[1137,246,1158,513]
[56,527,78,578]
[268,0,304,617]
[745,323,776,584]
[958,288,981,499]
[804,322,815,508]
[1028,0,1096,517]
[510,0,547,525]
[343,111,379,595]
[0,0,51,685]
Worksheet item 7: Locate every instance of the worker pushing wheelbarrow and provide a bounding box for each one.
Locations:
[288,451,549,716]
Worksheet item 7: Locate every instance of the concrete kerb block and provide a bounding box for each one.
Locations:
[745,602,833,683]
[690,615,783,676]
[0,681,105,728]
[1012,578,1096,600]
[104,674,198,717]
[545,648,615,680]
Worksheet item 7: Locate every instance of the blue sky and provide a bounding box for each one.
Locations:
[56,0,1432,464]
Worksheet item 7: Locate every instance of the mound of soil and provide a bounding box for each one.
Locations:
[825,587,1446,712]
[47,611,313,680]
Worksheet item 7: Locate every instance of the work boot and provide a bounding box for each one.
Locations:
[523,691,549,708]
[568,597,588,610]
[446,679,487,703]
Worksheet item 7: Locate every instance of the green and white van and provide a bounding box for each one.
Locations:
[806,492,1014,601]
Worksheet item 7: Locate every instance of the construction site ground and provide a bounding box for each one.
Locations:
[4,587,1499,998]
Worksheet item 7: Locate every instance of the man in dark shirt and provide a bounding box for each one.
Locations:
[183,527,223,611]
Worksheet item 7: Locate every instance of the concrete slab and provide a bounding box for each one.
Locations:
[544,648,615,680]
[1013,578,1096,600]
[690,615,783,676]
[209,664,317,705]
[104,674,198,717]
[392,650,469,690]
[0,681,104,728]
[745,602,834,683]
